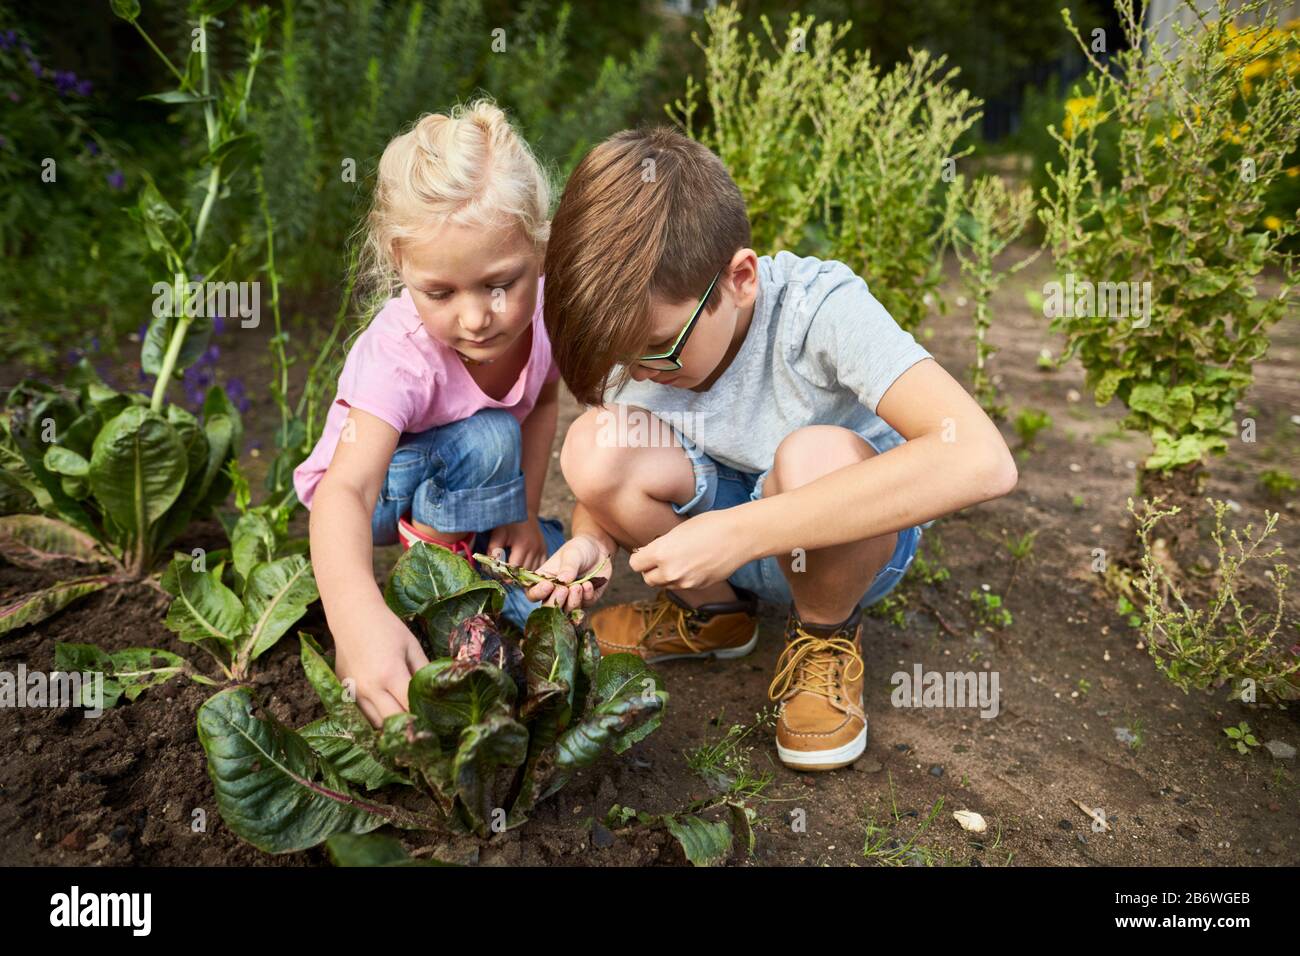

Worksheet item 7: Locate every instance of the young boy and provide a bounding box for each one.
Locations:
[524,127,1017,771]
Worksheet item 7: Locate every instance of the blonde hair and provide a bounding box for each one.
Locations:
[358,98,552,304]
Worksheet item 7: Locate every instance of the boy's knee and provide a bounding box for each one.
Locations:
[561,407,630,500]
[769,426,874,493]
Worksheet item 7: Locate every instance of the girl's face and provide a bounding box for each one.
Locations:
[397,219,542,362]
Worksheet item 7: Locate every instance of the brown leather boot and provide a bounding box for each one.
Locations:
[767,603,867,771]
[589,586,760,663]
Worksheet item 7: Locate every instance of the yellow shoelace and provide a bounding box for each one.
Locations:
[767,630,864,702]
[634,594,702,653]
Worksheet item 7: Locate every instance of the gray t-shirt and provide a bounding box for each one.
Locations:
[603,251,932,475]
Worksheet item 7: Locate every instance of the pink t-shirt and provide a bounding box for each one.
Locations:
[293,276,558,509]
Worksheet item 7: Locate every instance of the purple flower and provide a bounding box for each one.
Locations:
[212,315,226,335]
[53,70,78,96]
[225,377,250,414]
[0,30,17,52]
[107,169,125,191]
[75,79,92,97]
[85,139,100,157]
[27,58,41,78]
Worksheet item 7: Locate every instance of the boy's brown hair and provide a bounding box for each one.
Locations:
[543,126,750,406]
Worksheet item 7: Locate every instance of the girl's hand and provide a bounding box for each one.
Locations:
[628,510,751,592]
[333,609,430,729]
[524,533,613,611]
[485,517,547,571]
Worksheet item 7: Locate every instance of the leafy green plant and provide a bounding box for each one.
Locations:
[686,707,776,800]
[1040,0,1299,493]
[1013,408,1053,448]
[605,797,756,867]
[667,3,981,332]
[1224,720,1261,755]
[1131,497,1299,704]
[0,370,241,634]
[946,174,1039,418]
[1116,594,1142,629]
[1003,530,1039,562]
[52,642,214,709]
[196,543,666,853]
[1258,467,1299,498]
[969,588,1013,629]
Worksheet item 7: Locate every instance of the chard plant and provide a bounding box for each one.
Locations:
[1040,0,1299,502]
[196,543,666,853]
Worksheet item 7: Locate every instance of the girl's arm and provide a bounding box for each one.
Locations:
[741,358,1017,557]
[309,407,430,727]
[519,378,560,516]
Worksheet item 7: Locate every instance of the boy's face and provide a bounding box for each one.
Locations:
[629,251,758,390]
[398,220,542,362]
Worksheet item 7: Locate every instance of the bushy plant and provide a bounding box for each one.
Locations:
[1131,497,1298,704]
[946,174,1039,418]
[667,2,982,332]
[196,543,666,853]
[1040,0,1299,491]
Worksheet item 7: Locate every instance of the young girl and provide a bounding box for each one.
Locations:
[294,99,566,729]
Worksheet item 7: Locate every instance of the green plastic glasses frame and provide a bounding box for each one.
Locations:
[636,267,724,371]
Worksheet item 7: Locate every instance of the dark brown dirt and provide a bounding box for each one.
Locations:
[1,249,1297,866]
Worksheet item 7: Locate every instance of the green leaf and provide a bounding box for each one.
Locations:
[300,717,408,791]
[0,575,111,637]
[377,711,455,804]
[142,312,213,378]
[238,556,318,667]
[451,712,529,837]
[325,832,452,867]
[522,605,578,717]
[384,541,503,619]
[407,659,516,745]
[110,0,140,21]
[197,688,390,854]
[43,446,89,478]
[661,813,735,867]
[160,555,242,651]
[591,652,667,753]
[230,511,275,583]
[0,515,106,570]
[54,643,191,708]
[89,407,188,554]
[140,90,215,105]
[298,633,397,787]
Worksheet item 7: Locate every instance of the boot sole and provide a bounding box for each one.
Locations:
[637,622,760,664]
[776,723,868,771]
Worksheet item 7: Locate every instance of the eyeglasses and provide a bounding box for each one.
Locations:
[636,267,723,371]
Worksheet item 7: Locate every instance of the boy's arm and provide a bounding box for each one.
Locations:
[741,357,1016,559]
[519,378,560,517]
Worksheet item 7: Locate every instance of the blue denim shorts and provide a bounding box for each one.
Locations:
[369,408,567,630]
[668,428,922,611]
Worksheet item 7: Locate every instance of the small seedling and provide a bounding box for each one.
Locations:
[1258,468,1298,499]
[1003,530,1038,562]
[1071,494,1086,510]
[1116,595,1141,629]
[1013,408,1053,449]
[1224,721,1260,756]
[969,588,1013,629]
[1076,678,1091,697]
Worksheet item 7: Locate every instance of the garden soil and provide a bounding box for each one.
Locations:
[2,250,1297,867]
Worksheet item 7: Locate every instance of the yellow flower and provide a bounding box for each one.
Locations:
[1264,215,1283,231]
[1063,95,1099,138]
[1286,166,1299,178]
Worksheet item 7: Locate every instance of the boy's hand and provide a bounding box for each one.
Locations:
[629,509,751,591]
[332,611,430,729]
[525,533,613,610]
[486,517,547,571]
